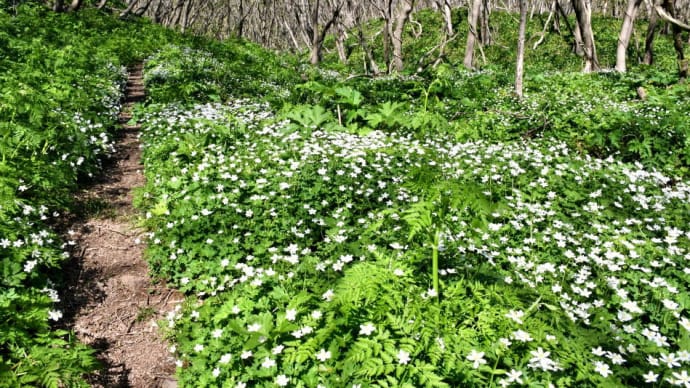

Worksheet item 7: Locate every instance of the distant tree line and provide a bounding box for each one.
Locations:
[21,0,690,83]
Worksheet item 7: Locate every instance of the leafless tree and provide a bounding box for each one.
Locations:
[42,0,690,79]
[390,0,416,71]
[515,0,527,97]
[571,0,599,72]
[615,0,643,72]
[464,0,482,68]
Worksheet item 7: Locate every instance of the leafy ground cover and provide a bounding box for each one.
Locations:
[0,7,125,385]
[2,3,689,387]
[135,36,690,387]
[318,9,690,173]
[0,5,186,385]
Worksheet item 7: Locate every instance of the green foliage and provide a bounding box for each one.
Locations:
[5,2,689,387]
[143,41,299,105]
[0,3,191,385]
[134,39,690,385]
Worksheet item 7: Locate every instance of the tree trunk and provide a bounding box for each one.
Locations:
[417,0,455,70]
[134,0,152,16]
[557,1,583,55]
[151,0,163,23]
[309,0,322,64]
[615,0,643,72]
[479,0,492,45]
[168,0,184,27]
[572,0,599,72]
[383,0,393,69]
[53,0,64,12]
[516,0,527,97]
[644,2,658,64]
[436,0,453,36]
[671,23,688,81]
[390,0,415,72]
[67,0,82,12]
[464,0,482,68]
[335,23,348,64]
[533,0,557,50]
[119,0,140,18]
[237,0,246,38]
[179,0,195,34]
[354,4,381,75]
[662,0,688,80]
[309,0,342,65]
[358,22,381,75]
[284,19,302,51]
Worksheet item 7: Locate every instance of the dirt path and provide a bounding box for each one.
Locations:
[59,64,180,388]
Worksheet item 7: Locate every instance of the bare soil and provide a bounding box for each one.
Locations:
[58,64,181,388]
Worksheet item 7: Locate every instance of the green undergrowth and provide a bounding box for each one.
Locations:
[313,7,690,173]
[0,4,187,386]
[134,13,690,386]
[143,41,299,106]
[322,8,686,76]
[2,2,689,387]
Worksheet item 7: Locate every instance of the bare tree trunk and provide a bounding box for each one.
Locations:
[662,0,688,80]
[644,2,658,64]
[383,0,393,68]
[119,0,140,18]
[464,0,482,68]
[309,0,322,64]
[436,0,453,35]
[237,0,245,38]
[53,0,64,12]
[408,12,423,39]
[572,0,599,72]
[67,0,82,11]
[480,0,492,45]
[354,4,381,75]
[616,0,643,72]
[185,0,200,30]
[533,0,556,49]
[134,0,152,16]
[179,0,195,33]
[284,19,302,51]
[168,0,184,27]
[358,22,381,74]
[309,0,343,65]
[671,23,688,81]
[412,0,455,71]
[553,3,561,33]
[97,0,107,9]
[516,0,527,97]
[390,0,415,72]
[152,0,164,23]
[572,12,585,56]
[335,23,348,63]
[556,1,583,55]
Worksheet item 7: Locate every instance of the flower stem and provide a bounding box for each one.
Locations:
[432,230,440,301]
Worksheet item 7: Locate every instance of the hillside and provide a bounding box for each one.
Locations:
[1,2,690,387]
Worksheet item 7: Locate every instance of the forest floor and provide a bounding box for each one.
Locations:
[57,64,180,388]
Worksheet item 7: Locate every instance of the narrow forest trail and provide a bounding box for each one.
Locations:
[59,64,180,388]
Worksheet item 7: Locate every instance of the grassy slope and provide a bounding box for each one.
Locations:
[1,3,688,386]
[131,6,690,388]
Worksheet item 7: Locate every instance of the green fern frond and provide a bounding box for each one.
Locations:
[402,200,434,242]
